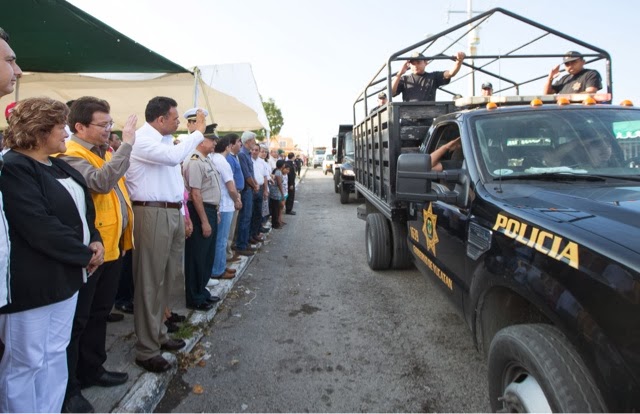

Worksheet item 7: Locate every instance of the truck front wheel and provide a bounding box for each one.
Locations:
[334,173,340,193]
[390,220,412,269]
[488,324,606,413]
[365,213,391,270]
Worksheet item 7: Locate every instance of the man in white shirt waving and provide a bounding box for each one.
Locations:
[126,97,205,373]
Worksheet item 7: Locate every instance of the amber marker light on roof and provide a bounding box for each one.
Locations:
[620,99,634,107]
[486,102,498,110]
[582,96,597,105]
[556,97,571,105]
[530,98,543,107]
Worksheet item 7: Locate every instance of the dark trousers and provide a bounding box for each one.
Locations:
[185,202,217,307]
[66,256,123,396]
[250,191,263,238]
[285,185,295,213]
[236,188,254,250]
[269,197,281,228]
[114,250,133,307]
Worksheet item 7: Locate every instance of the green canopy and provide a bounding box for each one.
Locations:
[1,0,188,73]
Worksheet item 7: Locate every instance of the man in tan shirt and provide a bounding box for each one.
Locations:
[183,134,222,311]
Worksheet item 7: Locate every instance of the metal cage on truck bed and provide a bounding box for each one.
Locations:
[354,101,453,219]
[352,7,612,221]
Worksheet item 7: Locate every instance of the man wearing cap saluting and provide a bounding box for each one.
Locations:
[543,51,602,95]
[369,92,388,114]
[183,126,222,312]
[392,50,466,102]
[481,82,493,97]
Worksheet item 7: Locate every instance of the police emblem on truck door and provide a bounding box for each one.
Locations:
[422,203,439,256]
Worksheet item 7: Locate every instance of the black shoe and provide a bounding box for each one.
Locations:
[160,338,186,351]
[135,355,172,373]
[187,302,213,311]
[115,302,134,314]
[106,312,124,322]
[206,296,221,304]
[167,312,186,323]
[82,370,128,388]
[285,211,296,215]
[165,320,179,333]
[62,392,94,413]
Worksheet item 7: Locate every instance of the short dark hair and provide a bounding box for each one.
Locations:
[0,27,9,43]
[145,96,177,123]
[215,135,231,153]
[275,159,285,169]
[288,152,294,159]
[226,133,240,146]
[68,96,110,133]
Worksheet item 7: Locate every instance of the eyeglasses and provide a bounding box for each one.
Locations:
[89,121,114,131]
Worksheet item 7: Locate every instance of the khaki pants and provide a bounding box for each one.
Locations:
[132,205,184,360]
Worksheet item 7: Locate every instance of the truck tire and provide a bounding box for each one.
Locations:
[340,185,350,204]
[365,213,391,270]
[324,169,327,175]
[390,220,413,269]
[334,173,340,193]
[488,324,606,413]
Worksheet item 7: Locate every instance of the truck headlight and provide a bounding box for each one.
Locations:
[343,169,355,176]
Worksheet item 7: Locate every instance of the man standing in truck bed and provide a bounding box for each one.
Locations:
[543,51,602,95]
[392,50,466,101]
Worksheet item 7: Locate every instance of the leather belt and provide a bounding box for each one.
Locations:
[132,201,183,209]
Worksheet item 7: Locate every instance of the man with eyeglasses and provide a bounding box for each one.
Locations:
[56,96,137,413]
[392,50,466,102]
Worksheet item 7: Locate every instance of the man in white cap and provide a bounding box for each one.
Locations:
[392,50,466,102]
[543,51,602,95]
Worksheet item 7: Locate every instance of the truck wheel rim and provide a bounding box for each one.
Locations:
[498,366,552,413]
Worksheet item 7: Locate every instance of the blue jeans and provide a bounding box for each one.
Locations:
[236,188,254,250]
[212,210,233,276]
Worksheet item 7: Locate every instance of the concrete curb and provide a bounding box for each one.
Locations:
[107,166,307,412]
[110,254,256,412]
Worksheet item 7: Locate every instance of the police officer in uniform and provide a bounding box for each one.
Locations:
[183,123,222,311]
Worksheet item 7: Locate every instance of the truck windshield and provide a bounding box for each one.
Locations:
[470,108,640,180]
[344,132,354,159]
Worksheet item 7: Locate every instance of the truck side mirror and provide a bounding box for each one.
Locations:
[396,153,467,205]
[396,154,434,202]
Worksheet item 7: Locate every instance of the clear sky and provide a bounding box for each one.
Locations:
[68,0,638,152]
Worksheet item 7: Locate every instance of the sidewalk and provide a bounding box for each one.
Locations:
[85,166,307,413]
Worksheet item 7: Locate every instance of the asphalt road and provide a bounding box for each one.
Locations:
[156,168,490,413]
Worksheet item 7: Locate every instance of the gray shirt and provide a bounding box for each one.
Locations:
[58,135,131,231]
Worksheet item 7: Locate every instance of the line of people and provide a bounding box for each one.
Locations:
[0,26,300,413]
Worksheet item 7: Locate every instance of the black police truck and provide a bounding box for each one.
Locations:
[352,8,639,412]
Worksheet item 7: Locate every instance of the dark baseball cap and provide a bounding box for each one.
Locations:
[563,51,584,63]
[377,92,387,99]
[481,82,493,90]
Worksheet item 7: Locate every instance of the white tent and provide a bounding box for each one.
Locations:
[0,63,270,133]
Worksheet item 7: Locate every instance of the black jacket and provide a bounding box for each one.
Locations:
[0,150,102,314]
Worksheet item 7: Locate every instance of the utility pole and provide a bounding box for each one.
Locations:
[447,0,483,96]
